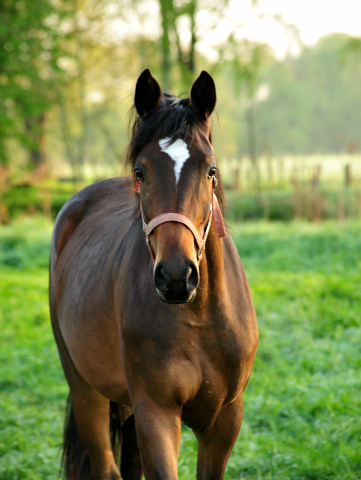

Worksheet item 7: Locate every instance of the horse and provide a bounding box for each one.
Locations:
[49,69,258,480]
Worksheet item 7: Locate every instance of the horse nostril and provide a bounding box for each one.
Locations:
[154,263,167,292]
[186,262,199,293]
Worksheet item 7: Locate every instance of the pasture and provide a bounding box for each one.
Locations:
[0,216,360,479]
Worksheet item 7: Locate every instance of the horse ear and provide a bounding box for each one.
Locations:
[190,71,216,120]
[135,69,162,118]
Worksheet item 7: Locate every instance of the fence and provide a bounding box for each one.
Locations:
[221,154,361,222]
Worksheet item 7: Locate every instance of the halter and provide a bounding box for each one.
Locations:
[135,177,226,263]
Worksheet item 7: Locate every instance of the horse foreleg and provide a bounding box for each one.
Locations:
[194,397,244,480]
[121,414,143,480]
[132,396,181,480]
[70,386,121,480]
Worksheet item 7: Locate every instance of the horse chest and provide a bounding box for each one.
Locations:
[196,330,245,392]
[176,329,250,431]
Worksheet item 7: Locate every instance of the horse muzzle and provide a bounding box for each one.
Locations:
[154,257,199,304]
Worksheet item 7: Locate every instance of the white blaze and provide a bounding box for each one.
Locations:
[159,137,190,187]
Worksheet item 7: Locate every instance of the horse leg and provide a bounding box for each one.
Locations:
[121,414,143,480]
[53,333,120,479]
[132,396,181,480]
[194,397,244,480]
[68,383,121,480]
[50,302,120,480]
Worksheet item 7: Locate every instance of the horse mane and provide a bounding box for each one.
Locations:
[125,91,226,213]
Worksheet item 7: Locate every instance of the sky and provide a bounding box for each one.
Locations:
[198,0,361,59]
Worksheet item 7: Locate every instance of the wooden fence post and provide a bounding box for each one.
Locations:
[344,164,352,188]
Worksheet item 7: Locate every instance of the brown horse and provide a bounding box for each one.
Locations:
[49,69,258,480]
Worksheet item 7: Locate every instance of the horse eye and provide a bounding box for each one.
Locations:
[134,168,144,180]
[208,167,217,177]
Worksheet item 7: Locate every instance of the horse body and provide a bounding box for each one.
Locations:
[50,70,258,480]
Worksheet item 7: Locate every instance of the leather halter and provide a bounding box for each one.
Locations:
[135,177,226,263]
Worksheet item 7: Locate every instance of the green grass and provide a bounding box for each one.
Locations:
[227,222,361,480]
[0,217,360,479]
[0,218,66,480]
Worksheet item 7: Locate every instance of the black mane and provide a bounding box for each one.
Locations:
[125,91,226,212]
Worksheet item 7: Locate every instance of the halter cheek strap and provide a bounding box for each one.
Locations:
[134,178,226,263]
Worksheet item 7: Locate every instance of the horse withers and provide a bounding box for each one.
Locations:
[49,69,258,480]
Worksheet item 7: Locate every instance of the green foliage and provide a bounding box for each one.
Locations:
[251,34,361,155]
[226,37,274,98]
[0,218,360,479]
[340,36,361,70]
[0,0,72,165]
[2,186,41,219]
[226,190,294,222]
[2,1,361,173]
[0,217,52,268]
[2,182,77,220]
[155,0,231,90]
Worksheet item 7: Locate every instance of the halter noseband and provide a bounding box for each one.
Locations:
[135,178,226,263]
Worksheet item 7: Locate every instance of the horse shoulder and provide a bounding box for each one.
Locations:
[52,195,88,262]
[51,177,132,264]
[222,235,259,353]
[222,235,255,307]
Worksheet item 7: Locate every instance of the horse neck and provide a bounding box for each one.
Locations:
[196,222,225,306]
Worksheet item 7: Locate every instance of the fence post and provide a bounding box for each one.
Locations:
[311,165,321,190]
[344,164,352,188]
[232,167,241,192]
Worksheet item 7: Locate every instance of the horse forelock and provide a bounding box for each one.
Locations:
[126,93,206,166]
[125,91,226,214]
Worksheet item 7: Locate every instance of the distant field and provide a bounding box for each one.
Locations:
[3,178,361,225]
[0,217,360,479]
[2,154,361,224]
[219,154,361,189]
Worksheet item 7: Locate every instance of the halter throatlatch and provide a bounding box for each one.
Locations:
[135,178,226,263]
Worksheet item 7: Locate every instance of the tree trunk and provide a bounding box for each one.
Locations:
[246,102,262,200]
[159,0,173,90]
[24,113,45,170]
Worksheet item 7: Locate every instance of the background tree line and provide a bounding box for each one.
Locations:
[1,0,360,175]
[249,33,361,156]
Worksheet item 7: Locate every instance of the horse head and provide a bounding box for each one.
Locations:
[130,69,224,304]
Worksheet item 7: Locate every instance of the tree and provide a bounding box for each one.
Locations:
[132,0,231,90]
[252,34,361,155]
[52,0,160,175]
[0,0,72,168]
[227,38,273,195]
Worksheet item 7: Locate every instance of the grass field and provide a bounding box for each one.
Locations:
[0,217,360,479]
